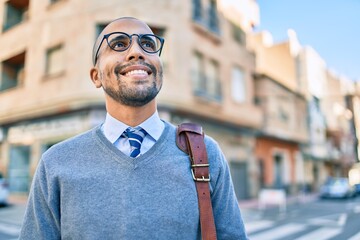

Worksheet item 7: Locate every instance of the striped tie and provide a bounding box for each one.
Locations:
[122,127,147,158]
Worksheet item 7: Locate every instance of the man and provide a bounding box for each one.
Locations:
[20,17,248,239]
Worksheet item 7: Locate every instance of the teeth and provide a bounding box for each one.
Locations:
[125,69,148,76]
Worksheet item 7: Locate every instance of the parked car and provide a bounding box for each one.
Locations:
[320,177,356,199]
[349,163,360,195]
[355,184,360,195]
[0,173,9,206]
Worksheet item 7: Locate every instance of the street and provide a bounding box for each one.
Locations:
[0,203,25,240]
[0,196,359,239]
[243,196,360,240]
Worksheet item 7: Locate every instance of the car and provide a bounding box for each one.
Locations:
[319,177,356,199]
[0,173,9,206]
[348,163,360,195]
[355,184,360,195]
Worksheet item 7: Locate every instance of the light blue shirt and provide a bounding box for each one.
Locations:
[101,111,164,157]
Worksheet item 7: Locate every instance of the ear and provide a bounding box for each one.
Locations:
[90,67,102,88]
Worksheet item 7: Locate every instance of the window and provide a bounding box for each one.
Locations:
[231,66,246,103]
[231,23,246,45]
[192,0,202,21]
[206,60,221,100]
[45,44,65,77]
[192,0,221,35]
[95,23,108,38]
[150,26,165,38]
[0,52,25,92]
[50,0,61,4]
[2,0,29,31]
[150,26,167,69]
[208,0,219,33]
[278,106,289,123]
[192,52,205,93]
[192,52,222,102]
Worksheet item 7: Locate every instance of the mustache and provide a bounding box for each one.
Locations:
[114,62,157,76]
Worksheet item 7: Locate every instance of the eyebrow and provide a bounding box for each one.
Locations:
[108,35,129,44]
[110,35,129,40]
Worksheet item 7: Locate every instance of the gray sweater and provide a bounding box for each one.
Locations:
[19,121,248,239]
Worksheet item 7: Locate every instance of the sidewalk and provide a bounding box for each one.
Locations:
[0,196,27,227]
[238,192,319,210]
[7,194,28,205]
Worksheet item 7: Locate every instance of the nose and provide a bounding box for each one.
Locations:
[125,35,145,61]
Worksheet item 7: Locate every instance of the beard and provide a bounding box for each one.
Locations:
[102,62,163,107]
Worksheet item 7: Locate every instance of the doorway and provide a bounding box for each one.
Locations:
[230,161,249,199]
[8,145,30,193]
[273,153,283,188]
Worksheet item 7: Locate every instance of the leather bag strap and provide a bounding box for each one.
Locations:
[176,123,217,240]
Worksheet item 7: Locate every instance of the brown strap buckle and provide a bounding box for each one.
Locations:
[191,164,211,182]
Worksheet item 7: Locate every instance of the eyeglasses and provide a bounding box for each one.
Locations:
[93,32,165,65]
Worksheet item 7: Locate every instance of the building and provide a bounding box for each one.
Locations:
[0,0,262,199]
[248,31,308,194]
[249,28,358,192]
[300,47,357,188]
[297,46,330,190]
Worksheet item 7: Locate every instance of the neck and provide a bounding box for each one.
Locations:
[106,98,157,127]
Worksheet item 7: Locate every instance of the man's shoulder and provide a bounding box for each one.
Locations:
[203,134,224,166]
[173,122,222,156]
[171,122,219,150]
[163,120,176,130]
[44,126,99,157]
[58,126,96,145]
[204,134,220,149]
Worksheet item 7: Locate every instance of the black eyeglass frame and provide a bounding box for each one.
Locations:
[93,32,165,65]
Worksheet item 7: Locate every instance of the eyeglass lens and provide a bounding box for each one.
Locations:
[107,33,161,53]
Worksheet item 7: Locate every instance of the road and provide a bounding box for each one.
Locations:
[243,196,360,240]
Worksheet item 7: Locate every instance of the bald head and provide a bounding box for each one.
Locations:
[92,17,154,65]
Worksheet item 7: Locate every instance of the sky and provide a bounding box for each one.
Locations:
[255,0,360,81]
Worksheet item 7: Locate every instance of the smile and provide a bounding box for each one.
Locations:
[125,69,148,77]
[119,64,153,77]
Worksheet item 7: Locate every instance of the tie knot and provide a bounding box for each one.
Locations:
[122,127,147,158]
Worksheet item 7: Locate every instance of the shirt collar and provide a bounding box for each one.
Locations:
[138,111,164,141]
[102,111,164,144]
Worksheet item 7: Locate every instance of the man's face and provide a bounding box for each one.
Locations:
[92,18,163,107]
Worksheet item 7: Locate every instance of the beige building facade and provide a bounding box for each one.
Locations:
[248,30,309,193]
[254,73,308,193]
[0,0,262,199]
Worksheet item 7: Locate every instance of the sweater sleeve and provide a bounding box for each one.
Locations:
[19,158,61,240]
[208,141,249,240]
